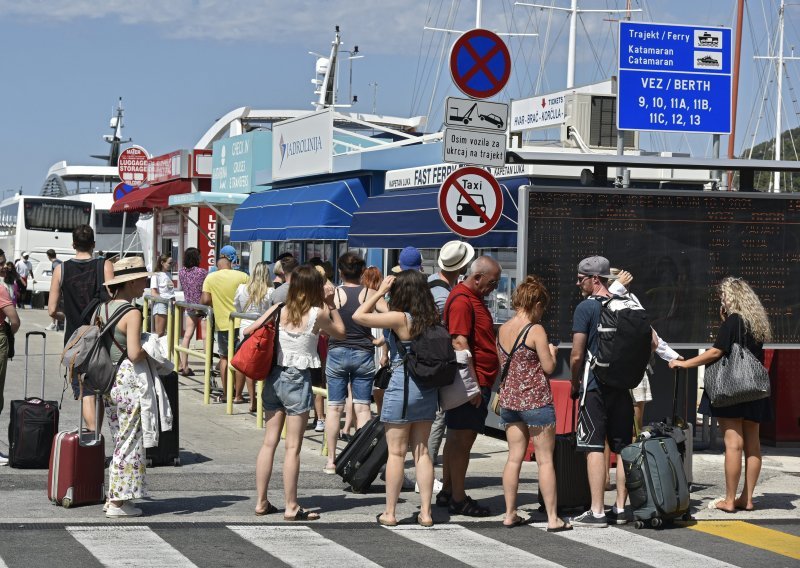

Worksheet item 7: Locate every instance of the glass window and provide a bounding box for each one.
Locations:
[24,199,92,232]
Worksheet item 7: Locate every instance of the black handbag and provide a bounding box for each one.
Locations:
[704,320,770,407]
[373,364,391,390]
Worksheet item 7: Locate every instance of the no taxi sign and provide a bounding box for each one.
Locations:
[438,167,503,238]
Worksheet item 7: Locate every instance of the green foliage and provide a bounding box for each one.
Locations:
[740,126,800,192]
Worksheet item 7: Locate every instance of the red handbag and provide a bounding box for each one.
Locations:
[230,305,282,381]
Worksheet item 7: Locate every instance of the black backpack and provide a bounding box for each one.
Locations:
[393,324,457,417]
[589,295,652,390]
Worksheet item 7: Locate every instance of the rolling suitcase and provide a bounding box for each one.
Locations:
[8,332,60,469]
[47,392,105,508]
[146,371,180,467]
[335,416,388,493]
[621,432,691,529]
[538,396,591,513]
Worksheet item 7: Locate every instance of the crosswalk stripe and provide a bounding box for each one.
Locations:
[229,525,382,568]
[387,525,564,567]
[0,557,8,568]
[532,524,740,568]
[66,526,198,568]
[688,521,800,561]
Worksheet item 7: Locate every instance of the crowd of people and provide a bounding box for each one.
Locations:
[0,225,776,527]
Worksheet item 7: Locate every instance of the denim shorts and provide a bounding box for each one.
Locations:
[499,403,557,429]
[216,331,230,358]
[261,366,314,416]
[325,347,375,405]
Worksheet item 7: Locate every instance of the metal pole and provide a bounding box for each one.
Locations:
[712,134,721,189]
[476,0,482,27]
[119,211,127,258]
[725,0,746,190]
[616,131,625,187]
[567,0,578,88]
[774,0,785,193]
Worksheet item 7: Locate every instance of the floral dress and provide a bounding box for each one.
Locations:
[101,301,147,501]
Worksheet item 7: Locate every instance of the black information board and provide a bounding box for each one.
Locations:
[525,188,800,345]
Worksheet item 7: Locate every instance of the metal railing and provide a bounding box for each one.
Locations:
[172,301,215,404]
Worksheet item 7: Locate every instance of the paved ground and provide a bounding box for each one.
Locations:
[1,309,798,567]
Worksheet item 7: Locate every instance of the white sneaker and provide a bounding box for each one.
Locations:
[414,478,443,493]
[315,420,325,432]
[105,502,142,518]
[0,452,8,466]
[45,323,57,331]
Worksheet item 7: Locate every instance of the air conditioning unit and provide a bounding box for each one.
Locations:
[561,94,638,150]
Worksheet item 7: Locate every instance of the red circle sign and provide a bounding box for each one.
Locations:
[450,29,511,99]
[118,146,149,187]
[438,167,503,238]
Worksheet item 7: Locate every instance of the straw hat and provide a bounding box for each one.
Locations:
[105,257,153,286]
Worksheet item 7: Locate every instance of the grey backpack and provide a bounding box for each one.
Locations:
[61,303,134,395]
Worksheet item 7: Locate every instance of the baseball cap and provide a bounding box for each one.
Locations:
[22,251,30,258]
[397,246,422,271]
[220,245,237,263]
[577,255,615,279]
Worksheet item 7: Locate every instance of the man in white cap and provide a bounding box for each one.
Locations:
[418,240,476,493]
[15,253,32,308]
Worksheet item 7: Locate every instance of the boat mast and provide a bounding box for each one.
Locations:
[774,0,785,192]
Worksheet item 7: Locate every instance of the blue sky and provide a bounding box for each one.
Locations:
[1,0,797,196]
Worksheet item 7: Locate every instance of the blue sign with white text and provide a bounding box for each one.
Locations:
[618,22,732,134]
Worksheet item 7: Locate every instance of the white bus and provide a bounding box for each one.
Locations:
[0,195,95,296]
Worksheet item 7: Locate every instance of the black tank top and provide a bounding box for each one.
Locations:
[61,258,104,345]
[329,286,374,352]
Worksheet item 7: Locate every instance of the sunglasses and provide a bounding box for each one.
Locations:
[577,274,592,284]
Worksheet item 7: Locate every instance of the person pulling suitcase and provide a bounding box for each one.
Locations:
[0,284,20,465]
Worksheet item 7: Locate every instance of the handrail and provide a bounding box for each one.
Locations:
[227,311,261,418]
[173,301,215,404]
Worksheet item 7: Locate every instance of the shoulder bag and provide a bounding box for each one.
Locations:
[230,304,283,381]
[703,321,770,408]
[490,323,534,415]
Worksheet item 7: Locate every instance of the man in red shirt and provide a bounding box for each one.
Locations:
[439,255,501,517]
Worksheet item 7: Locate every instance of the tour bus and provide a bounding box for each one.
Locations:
[0,195,95,298]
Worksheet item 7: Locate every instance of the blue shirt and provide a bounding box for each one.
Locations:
[427,273,451,317]
[572,297,602,391]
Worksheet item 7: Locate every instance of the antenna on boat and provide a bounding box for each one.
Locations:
[90,97,132,167]
[311,27,364,110]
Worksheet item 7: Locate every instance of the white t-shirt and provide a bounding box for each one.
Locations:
[150,272,175,299]
[15,259,29,278]
[234,283,273,333]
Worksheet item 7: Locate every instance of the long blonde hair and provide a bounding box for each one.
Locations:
[719,277,772,343]
[244,262,271,311]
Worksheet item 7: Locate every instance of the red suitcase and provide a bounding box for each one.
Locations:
[47,392,105,508]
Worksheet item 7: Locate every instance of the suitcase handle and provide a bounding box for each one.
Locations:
[24,331,47,399]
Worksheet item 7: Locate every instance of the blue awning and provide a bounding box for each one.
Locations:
[347,177,527,249]
[230,178,367,242]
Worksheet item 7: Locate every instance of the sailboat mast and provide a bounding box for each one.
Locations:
[476,0,482,27]
[726,0,745,190]
[774,0,785,192]
[567,0,578,88]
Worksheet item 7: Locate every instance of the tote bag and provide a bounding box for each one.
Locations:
[230,305,283,381]
[704,342,770,407]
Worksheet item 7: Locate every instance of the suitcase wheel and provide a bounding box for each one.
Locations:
[634,520,644,529]
[650,518,663,528]
[62,498,72,509]
[172,457,181,467]
[682,512,693,522]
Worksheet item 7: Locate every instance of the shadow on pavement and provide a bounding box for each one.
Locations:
[145,494,249,515]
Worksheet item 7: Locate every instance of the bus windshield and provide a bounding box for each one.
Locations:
[24,199,92,232]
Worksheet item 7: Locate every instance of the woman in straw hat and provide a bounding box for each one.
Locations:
[100,257,152,518]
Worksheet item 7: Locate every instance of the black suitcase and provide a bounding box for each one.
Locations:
[334,416,388,493]
[9,332,60,469]
[538,400,591,513]
[146,371,180,467]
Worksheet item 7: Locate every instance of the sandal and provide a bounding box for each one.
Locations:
[435,490,452,508]
[414,512,434,527]
[255,503,279,516]
[233,398,247,405]
[449,496,491,517]
[377,513,398,527]
[181,368,195,377]
[547,523,573,533]
[503,515,527,528]
[284,508,320,521]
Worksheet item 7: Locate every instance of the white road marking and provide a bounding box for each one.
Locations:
[67,526,198,568]
[229,525,382,568]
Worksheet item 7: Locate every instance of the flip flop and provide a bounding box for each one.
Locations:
[233,398,247,405]
[547,523,574,533]
[503,515,527,528]
[708,497,736,513]
[377,513,398,527]
[255,503,279,516]
[322,466,337,475]
[284,508,320,521]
